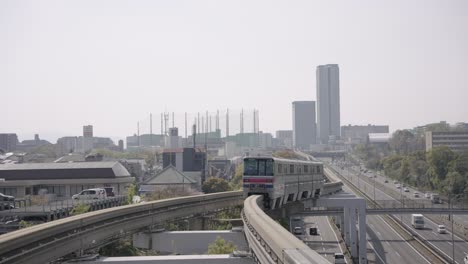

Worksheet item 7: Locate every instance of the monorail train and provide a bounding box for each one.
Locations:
[242,157,325,209]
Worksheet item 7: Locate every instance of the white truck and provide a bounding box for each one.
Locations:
[431,193,441,204]
[411,214,425,229]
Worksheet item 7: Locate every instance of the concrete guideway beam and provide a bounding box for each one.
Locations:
[0,191,244,264]
[242,195,331,264]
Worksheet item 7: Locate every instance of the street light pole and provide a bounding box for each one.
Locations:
[450,192,455,264]
[373,176,376,202]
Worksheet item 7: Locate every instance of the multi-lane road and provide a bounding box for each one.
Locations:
[332,162,468,264]
[290,215,343,263]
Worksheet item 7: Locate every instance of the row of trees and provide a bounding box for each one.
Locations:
[354,128,468,196]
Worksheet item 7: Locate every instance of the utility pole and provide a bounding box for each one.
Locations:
[240,109,244,134]
[226,109,230,137]
[137,122,140,146]
[160,113,163,135]
[150,113,153,146]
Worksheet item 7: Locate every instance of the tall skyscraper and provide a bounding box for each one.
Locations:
[317,64,340,144]
[292,101,316,150]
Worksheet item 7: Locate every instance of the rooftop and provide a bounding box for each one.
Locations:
[0,161,131,180]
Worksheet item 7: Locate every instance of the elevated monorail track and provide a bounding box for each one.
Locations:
[0,191,243,264]
[242,195,331,264]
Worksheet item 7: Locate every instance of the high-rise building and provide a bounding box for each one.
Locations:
[83,125,93,138]
[292,101,316,150]
[317,64,340,144]
[0,133,18,152]
[275,130,293,148]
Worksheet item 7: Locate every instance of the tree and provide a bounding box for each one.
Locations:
[70,204,90,216]
[390,130,415,154]
[207,236,236,254]
[229,164,243,190]
[426,146,457,189]
[202,178,231,193]
[127,183,137,204]
[19,220,33,229]
[99,238,139,256]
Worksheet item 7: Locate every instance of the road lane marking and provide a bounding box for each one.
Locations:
[378,215,431,264]
[448,242,453,246]
[395,251,401,257]
[366,241,386,263]
[326,216,343,254]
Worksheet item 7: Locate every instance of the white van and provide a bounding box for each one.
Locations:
[72,188,107,200]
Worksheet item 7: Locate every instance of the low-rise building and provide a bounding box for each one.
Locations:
[16,134,51,152]
[0,161,134,198]
[425,131,468,152]
[139,165,198,194]
[341,124,389,144]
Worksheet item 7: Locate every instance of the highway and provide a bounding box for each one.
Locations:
[341,185,431,264]
[333,163,468,264]
[291,215,342,263]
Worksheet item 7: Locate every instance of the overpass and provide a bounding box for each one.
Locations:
[300,207,468,216]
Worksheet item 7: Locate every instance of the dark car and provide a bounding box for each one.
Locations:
[103,187,115,197]
[309,227,318,235]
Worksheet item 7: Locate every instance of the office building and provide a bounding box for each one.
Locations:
[317,64,340,144]
[292,101,316,150]
[275,130,293,148]
[426,131,468,152]
[0,134,18,152]
[341,124,389,144]
[83,125,93,138]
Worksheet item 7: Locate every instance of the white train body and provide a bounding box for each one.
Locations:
[242,157,325,209]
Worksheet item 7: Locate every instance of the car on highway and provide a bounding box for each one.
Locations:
[396,184,401,189]
[384,179,388,183]
[403,187,409,192]
[414,192,419,197]
[437,225,446,234]
[425,193,431,199]
[334,253,346,264]
[309,226,318,235]
[292,216,301,221]
[293,226,303,235]
[464,254,468,264]
[72,188,107,200]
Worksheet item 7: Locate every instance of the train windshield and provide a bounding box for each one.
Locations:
[244,158,274,176]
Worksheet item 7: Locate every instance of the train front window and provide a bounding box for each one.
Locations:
[244,159,274,176]
[258,160,266,175]
[265,159,274,176]
[244,159,258,175]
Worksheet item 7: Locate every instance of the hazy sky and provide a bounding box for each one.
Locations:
[2,0,467,142]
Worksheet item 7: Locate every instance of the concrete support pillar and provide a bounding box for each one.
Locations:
[349,206,357,258]
[343,206,350,247]
[357,201,367,264]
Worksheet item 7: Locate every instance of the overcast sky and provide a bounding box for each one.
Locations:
[1,0,467,142]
